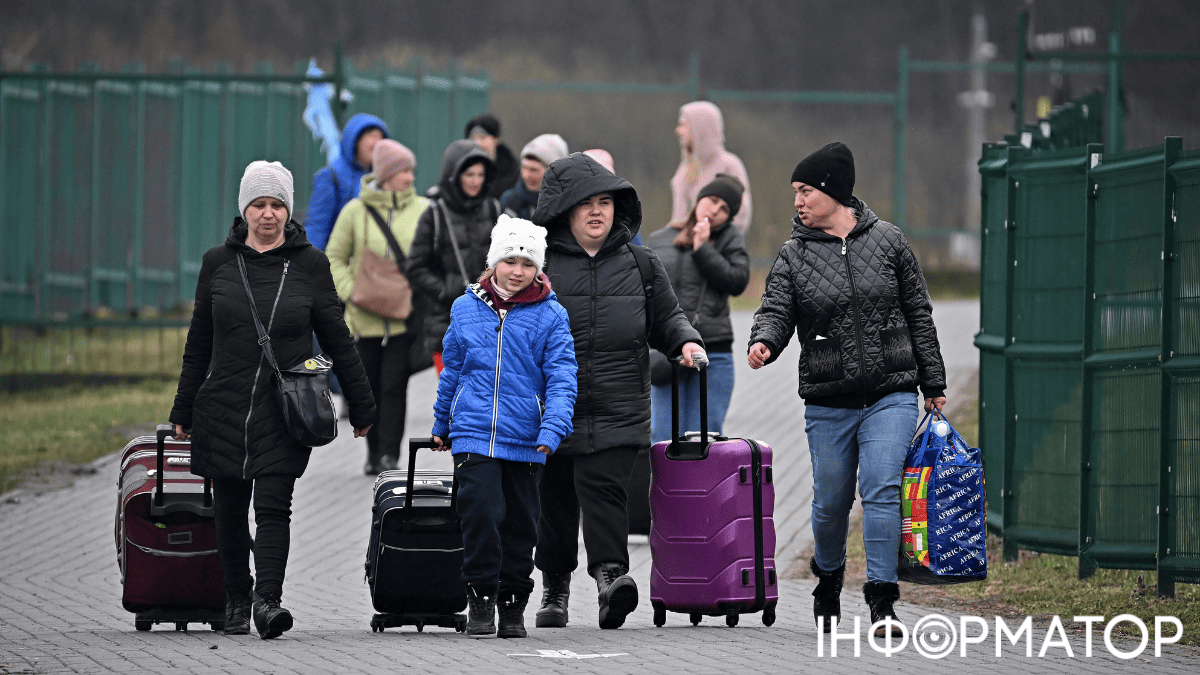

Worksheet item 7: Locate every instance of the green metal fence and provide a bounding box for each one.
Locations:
[0,55,486,383]
[976,136,1200,596]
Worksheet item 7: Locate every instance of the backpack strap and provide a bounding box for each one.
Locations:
[627,242,655,337]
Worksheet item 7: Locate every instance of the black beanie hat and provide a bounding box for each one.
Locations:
[790,142,855,206]
[464,112,501,139]
[696,173,746,220]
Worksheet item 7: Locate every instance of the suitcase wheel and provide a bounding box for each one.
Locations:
[175,622,188,632]
[210,621,225,632]
[135,620,152,632]
[653,607,666,628]
[415,621,425,633]
[762,606,776,627]
[455,617,467,633]
[689,613,702,626]
[725,612,739,628]
[370,618,384,633]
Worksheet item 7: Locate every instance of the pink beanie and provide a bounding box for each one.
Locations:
[372,139,416,186]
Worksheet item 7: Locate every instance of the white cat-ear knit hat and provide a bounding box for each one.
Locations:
[486,214,548,271]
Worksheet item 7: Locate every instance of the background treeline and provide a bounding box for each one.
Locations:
[3,0,1198,265]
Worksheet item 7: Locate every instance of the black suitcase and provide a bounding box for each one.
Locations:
[365,437,467,633]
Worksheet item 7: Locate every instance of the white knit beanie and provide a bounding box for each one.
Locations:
[487,214,547,271]
[520,133,569,167]
[238,160,294,218]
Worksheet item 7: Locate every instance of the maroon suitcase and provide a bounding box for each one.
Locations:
[115,425,226,632]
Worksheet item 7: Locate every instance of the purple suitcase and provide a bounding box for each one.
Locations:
[649,360,778,627]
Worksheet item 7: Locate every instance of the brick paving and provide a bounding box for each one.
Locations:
[1,302,1196,673]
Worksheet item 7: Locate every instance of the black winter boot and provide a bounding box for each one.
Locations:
[535,571,571,628]
[592,563,638,630]
[465,583,498,638]
[863,581,902,639]
[810,558,845,633]
[223,585,252,635]
[497,591,529,638]
[251,591,293,640]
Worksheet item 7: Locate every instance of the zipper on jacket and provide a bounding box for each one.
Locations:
[587,257,598,448]
[840,239,869,405]
[489,312,507,457]
[449,387,464,425]
[243,259,289,479]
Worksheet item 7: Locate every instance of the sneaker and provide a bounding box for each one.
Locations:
[497,591,529,638]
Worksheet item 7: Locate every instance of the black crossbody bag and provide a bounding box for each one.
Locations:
[237,253,339,447]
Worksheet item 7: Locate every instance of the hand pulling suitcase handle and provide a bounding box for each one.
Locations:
[406,437,457,511]
[156,424,211,509]
[668,357,709,459]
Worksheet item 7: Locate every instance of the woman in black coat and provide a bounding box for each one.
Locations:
[644,173,750,442]
[170,161,376,639]
[405,139,500,373]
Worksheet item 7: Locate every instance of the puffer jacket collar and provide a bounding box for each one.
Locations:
[790,196,876,243]
[225,218,311,253]
[359,173,418,212]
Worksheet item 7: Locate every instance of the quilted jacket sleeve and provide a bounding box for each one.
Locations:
[325,200,359,302]
[305,167,337,251]
[895,235,946,397]
[536,306,578,451]
[405,206,447,301]
[748,244,802,364]
[170,249,217,429]
[431,305,465,439]
[690,227,750,297]
[646,249,703,356]
[309,251,377,429]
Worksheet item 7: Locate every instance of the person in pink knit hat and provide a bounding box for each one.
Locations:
[670,101,753,232]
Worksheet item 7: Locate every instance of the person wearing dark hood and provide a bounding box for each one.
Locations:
[406,140,500,374]
[530,153,705,630]
[464,112,519,200]
[170,161,376,640]
[748,142,947,638]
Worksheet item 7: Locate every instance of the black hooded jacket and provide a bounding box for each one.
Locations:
[534,153,703,454]
[644,220,750,351]
[749,199,946,407]
[406,140,501,354]
[170,219,376,479]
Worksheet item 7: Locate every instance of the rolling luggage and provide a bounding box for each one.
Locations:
[649,360,778,628]
[115,424,226,632]
[365,438,467,633]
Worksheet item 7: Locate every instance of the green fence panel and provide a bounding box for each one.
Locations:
[382,70,419,154]
[1162,148,1200,589]
[137,82,182,312]
[416,70,453,194]
[1002,144,1098,556]
[176,80,224,305]
[975,142,1009,533]
[0,80,40,320]
[92,79,137,313]
[1079,143,1174,575]
[344,62,383,125]
[43,81,91,318]
[455,67,489,146]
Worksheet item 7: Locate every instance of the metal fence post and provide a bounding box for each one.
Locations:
[1158,136,1183,598]
[333,42,345,129]
[893,46,908,229]
[1014,11,1027,137]
[1106,0,1125,152]
[687,54,700,101]
[1078,143,1103,580]
[1000,145,1023,562]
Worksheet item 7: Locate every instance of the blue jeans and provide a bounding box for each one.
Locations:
[805,391,919,584]
[650,352,734,443]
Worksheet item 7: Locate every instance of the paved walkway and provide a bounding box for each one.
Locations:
[1,302,1195,673]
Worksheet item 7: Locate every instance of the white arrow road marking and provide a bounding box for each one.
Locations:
[507,649,629,659]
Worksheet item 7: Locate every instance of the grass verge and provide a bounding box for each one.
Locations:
[0,380,176,495]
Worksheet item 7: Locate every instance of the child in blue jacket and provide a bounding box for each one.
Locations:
[431,214,577,639]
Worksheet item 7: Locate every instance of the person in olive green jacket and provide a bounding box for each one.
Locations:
[326,140,429,474]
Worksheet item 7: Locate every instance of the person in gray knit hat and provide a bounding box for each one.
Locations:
[501,133,569,220]
[171,160,376,640]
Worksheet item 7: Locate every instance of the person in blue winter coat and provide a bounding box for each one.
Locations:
[431,214,578,639]
[305,113,390,251]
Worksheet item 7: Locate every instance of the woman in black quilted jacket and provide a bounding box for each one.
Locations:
[170,161,376,640]
[747,143,947,638]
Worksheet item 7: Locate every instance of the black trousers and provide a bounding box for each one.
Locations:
[455,453,542,598]
[355,334,414,463]
[534,446,639,576]
[212,475,297,602]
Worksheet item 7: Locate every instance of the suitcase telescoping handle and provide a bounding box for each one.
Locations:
[668,354,711,460]
[406,437,458,511]
[155,424,212,509]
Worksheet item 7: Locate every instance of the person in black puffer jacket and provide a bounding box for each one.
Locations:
[748,142,946,638]
[645,173,750,442]
[530,152,705,631]
[406,140,500,373]
[170,161,376,640]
